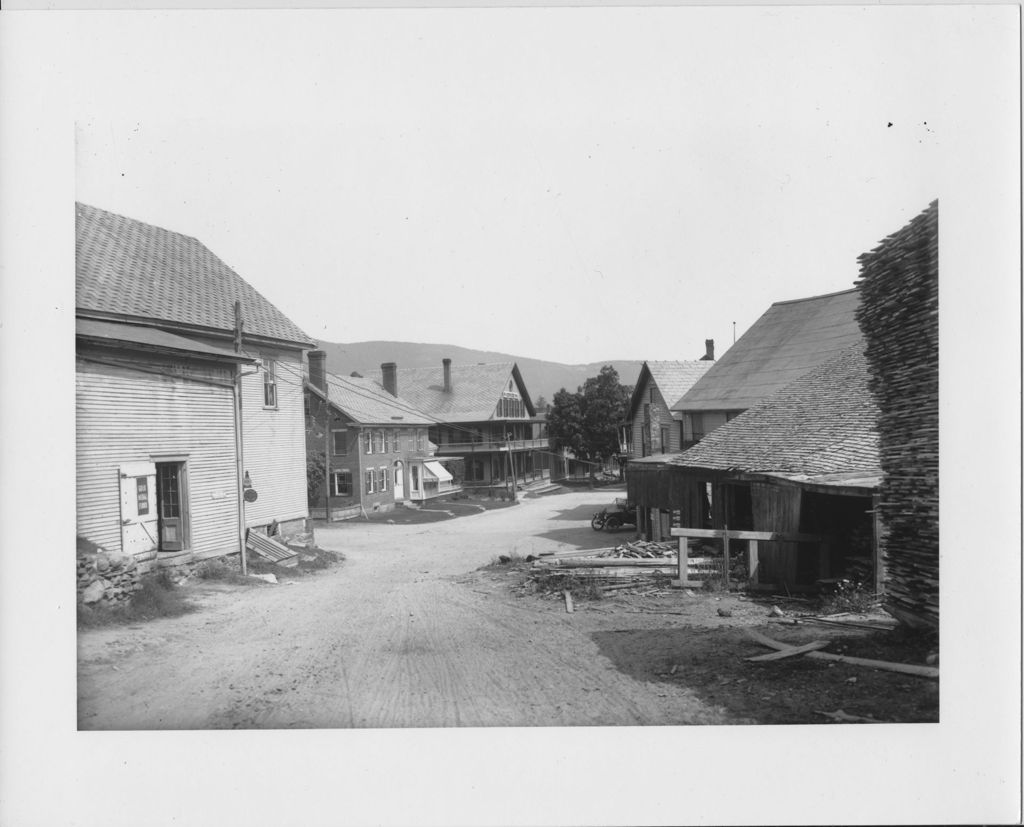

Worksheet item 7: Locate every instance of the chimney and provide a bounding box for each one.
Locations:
[308,350,327,391]
[442,358,452,392]
[381,362,398,397]
[701,339,715,361]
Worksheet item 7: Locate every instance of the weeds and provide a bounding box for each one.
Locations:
[77,573,196,629]
[819,579,877,614]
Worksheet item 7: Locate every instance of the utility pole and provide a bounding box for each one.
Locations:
[505,432,517,503]
[233,300,248,576]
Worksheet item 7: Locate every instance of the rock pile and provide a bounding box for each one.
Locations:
[77,550,143,605]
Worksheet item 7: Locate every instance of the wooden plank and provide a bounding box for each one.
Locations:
[746,640,830,662]
[746,628,939,678]
[563,591,574,613]
[538,558,677,568]
[723,524,731,587]
[671,528,827,543]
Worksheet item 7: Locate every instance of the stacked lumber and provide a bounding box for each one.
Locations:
[590,540,676,559]
[855,200,939,629]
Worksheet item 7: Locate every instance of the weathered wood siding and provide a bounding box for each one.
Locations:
[240,345,309,527]
[76,356,240,558]
[751,482,802,586]
[630,378,681,457]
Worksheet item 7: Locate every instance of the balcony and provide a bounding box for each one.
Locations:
[436,438,550,454]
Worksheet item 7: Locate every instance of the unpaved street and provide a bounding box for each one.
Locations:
[78,490,737,729]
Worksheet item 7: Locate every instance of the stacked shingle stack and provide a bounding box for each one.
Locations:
[855,201,939,628]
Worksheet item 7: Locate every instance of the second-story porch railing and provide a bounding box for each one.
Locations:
[436,437,550,453]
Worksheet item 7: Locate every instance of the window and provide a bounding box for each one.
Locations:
[411,465,420,491]
[649,387,655,403]
[363,431,373,454]
[374,430,384,453]
[392,429,400,452]
[416,429,424,451]
[365,468,375,494]
[263,359,277,408]
[379,466,389,492]
[332,430,347,455]
[331,470,352,497]
[660,427,671,454]
[136,477,149,515]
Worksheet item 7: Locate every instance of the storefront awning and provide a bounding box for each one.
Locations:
[423,461,453,483]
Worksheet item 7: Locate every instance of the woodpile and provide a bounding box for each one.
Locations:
[855,200,939,629]
[77,550,143,605]
[590,540,676,559]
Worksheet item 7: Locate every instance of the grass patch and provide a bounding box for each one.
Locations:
[484,552,530,569]
[77,570,196,629]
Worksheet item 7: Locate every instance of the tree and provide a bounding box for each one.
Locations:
[534,395,550,414]
[546,387,585,456]
[546,366,632,476]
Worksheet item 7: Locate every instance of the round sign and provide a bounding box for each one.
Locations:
[244,488,258,502]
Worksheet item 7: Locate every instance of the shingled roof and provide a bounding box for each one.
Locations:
[673,288,863,413]
[310,372,434,427]
[627,360,713,422]
[372,362,536,423]
[76,202,314,347]
[665,344,879,477]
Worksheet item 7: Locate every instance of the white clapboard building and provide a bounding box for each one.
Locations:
[75,202,315,570]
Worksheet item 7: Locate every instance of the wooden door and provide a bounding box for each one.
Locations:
[119,462,158,555]
[156,462,186,551]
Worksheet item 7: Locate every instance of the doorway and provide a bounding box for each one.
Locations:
[155,461,188,552]
[393,460,405,501]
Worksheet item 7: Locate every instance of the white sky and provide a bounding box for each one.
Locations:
[1,7,1021,827]
[69,7,979,364]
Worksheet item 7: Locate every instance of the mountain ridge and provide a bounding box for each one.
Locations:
[313,340,647,402]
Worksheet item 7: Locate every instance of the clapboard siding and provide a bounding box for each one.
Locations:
[239,346,309,527]
[629,378,680,457]
[76,359,240,557]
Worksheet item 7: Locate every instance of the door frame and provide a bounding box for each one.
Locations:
[153,457,191,553]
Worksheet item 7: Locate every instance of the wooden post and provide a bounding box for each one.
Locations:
[872,494,884,597]
[722,524,730,588]
[748,539,759,588]
[677,536,689,583]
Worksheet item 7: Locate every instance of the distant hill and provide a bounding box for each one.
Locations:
[314,340,645,403]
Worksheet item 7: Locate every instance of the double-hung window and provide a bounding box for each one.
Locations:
[263,359,277,408]
[363,431,373,454]
[331,470,352,496]
[374,430,384,453]
[379,466,389,493]
[332,430,347,455]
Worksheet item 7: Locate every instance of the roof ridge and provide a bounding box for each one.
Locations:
[769,286,859,307]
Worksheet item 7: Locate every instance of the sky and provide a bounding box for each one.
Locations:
[65,6,1002,364]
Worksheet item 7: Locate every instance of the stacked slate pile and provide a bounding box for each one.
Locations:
[77,549,143,606]
[855,200,939,629]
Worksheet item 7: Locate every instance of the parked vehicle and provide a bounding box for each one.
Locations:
[590,498,636,531]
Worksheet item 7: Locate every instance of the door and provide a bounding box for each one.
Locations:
[119,462,158,555]
[156,462,187,552]
[393,460,405,501]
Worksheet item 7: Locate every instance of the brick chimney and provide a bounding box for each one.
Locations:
[701,339,715,361]
[381,362,398,397]
[308,350,327,391]
[443,358,452,392]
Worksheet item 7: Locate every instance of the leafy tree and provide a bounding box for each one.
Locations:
[534,395,550,414]
[547,366,632,475]
[546,387,585,456]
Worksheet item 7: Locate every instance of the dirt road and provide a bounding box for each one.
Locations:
[78,489,736,729]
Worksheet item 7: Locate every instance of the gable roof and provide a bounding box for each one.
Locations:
[627,360,714,422]
[371,362,536,423]
[308,372,434,427]
[673,288,863,413]
[661,344,879,477]
[76,202,315,348]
